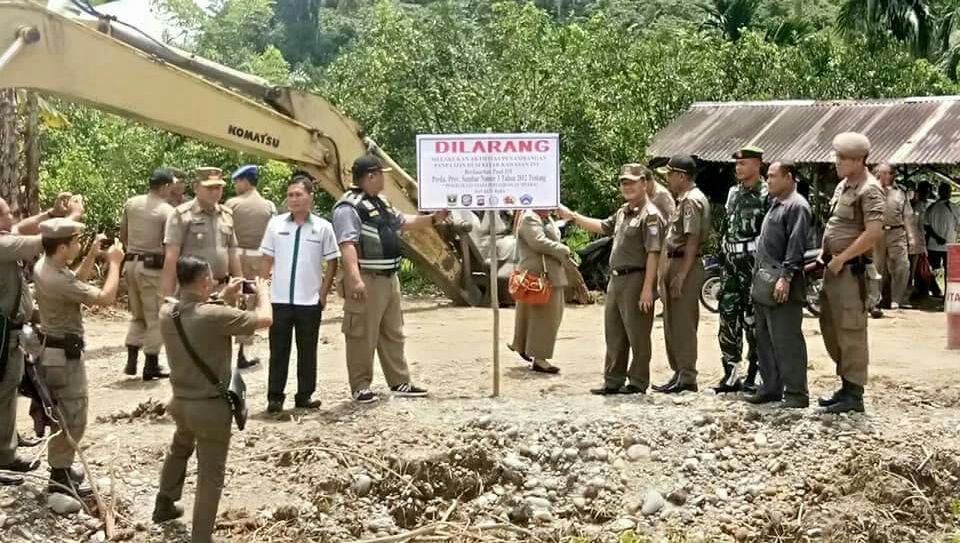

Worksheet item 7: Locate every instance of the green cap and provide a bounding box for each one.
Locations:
[732,146,764,160]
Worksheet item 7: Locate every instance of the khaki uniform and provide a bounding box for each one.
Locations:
[820,175,884,386]
[650,181,676,223]
[509,211,569,361]
[33,257,101,469]
[868,186,912,307]
[157,292,257,543]
[600,202,666,389]
[0,233,41,465]
[224,191,276,347]
[164,199,238,281]
[661,186,711,385]
[119,193,173,354]
[333,191,413,392]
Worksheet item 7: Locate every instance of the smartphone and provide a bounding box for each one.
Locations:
[98,238,113,250]
[241,280,256,294]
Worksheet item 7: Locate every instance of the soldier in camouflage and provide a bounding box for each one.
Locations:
[714,146,770,394]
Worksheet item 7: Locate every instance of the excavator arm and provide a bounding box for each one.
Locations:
[0,0,481,305]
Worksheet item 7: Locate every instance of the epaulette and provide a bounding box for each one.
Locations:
[175,202,193,215]
[219,204,233,215]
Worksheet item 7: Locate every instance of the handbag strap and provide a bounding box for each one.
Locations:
[170,303,229,398]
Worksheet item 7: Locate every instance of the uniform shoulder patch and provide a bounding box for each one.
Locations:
[175,202,192,215]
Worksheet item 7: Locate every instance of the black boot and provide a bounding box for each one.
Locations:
[152,495,184,523]
[142,354,170,381]
[48,467,93,497]
[711,364,741,393]
[652,373,679,392]
[825,382,865,413]
[125,345,139,376]
[818,379,850,407]
[742,359,759,394]
[237,345,259,369]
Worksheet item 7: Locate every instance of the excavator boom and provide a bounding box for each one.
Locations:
[0,0,481,305]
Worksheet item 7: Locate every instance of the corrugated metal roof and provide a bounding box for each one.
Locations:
[647,96,960,165]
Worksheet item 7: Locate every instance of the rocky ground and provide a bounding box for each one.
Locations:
[2,298,959,542]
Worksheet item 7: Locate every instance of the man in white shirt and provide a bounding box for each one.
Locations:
[260,172,340,412]
[925,183,960,298]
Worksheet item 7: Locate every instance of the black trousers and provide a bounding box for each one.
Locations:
[754,301,808,397]
[268,304,322,403]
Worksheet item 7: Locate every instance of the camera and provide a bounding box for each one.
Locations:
[241,280,256,294]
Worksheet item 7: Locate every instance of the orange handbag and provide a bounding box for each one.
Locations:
[509,214,553,305]
[509,264,553,305]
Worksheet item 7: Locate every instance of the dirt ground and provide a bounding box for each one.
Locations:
[2,298,959,542]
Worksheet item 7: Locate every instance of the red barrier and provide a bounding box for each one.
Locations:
[947,244,960,349]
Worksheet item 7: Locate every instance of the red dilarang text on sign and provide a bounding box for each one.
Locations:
[434,139,551,154]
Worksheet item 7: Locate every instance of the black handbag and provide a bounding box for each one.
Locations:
[751,266,780,307]
[170,304,248,431]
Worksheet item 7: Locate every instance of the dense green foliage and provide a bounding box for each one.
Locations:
[35,0,960,230]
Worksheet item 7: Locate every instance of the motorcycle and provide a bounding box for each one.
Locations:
[700,249,823,317]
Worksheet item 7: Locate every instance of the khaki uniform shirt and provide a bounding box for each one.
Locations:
[159,292,257,400]
[601,201,666,270]
[164,199,238,280]
[224,190,276,250]
[0,233,41,323]
[119,193,174,256]
[881,186,912,227]
[823,175,884,256]
[650,181,676,223]
[665,186,711,254]
[33,257,101,337]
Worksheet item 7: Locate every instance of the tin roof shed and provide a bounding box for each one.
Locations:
[647,96,960,166]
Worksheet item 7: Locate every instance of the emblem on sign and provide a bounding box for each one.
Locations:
[519,194,534,205]
[461,194,473,206]
[503,196,515,205]
[476,195,486,206]
[446,194,458,206]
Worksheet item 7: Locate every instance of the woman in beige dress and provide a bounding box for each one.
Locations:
[508,209,570,373]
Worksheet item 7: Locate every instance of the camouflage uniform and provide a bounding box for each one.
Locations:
[718,179,769,386]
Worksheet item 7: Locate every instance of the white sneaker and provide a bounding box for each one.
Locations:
[890,302,900,310]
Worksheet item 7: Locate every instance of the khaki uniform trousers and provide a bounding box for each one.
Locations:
[662,258,704,385]
[510,290,564,361]
[0,335,24,464]
[41,348,88,469]
[236,253,263,347]
[124,261,164,354]
[603,272,654,389]
[157,398,232,543]
[819,266,869,386]
[869,230,910,306]
[342,273,411,392]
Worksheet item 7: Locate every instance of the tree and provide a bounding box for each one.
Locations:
[701,0,762,40]
[0,90,17,213]
[836,0,934,56]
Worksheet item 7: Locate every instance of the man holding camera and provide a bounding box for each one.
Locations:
[153,256,272,543]
[119,168,175,379]
[34,218,125,496]
[0,194,82,486]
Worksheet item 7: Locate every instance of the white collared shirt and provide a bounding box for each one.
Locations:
[260,213,340,305]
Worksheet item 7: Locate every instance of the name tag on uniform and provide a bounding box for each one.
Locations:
[278,231,290,236]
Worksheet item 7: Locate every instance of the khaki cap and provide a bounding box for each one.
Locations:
[618,163,648,182]
[832,132,871,157]
[193,166,226,187]
[39,218,85,239]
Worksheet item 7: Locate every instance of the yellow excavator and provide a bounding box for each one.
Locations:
[0,0,590,306]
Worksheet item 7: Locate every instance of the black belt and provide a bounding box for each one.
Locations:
[41,334,85,351]
[611,267,644,276]
[363,270,398,277]
[882,225,904,231]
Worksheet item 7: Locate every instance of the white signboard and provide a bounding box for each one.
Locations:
[416,133,560,211]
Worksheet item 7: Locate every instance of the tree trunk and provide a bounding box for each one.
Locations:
[22,91,40,215]
[0,89,18,215]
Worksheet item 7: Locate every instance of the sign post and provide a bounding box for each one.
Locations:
[946,244,960,349]
[415,133,561,397]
